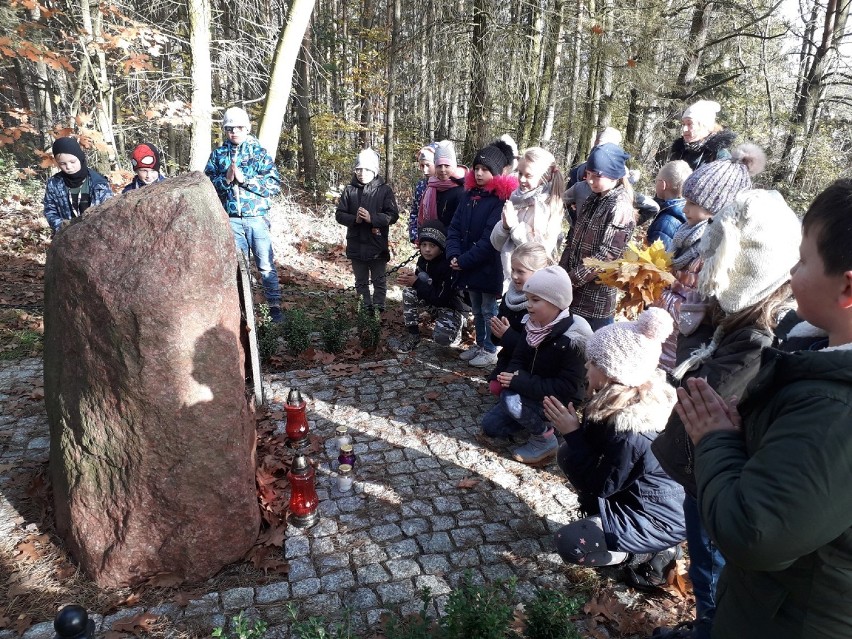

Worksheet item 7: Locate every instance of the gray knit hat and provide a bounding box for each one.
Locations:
[433,140,457,168]
[586,308,673,387]
[523,266,573,310]
[681,144,765,214]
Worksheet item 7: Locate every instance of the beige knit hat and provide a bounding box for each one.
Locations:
[698,189,801,314]
[523,265,573,310]
[585,308,674,387]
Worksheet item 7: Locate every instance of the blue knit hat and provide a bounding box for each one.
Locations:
[586,143,630,180]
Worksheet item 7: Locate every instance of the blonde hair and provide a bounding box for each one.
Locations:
[520,147,566,221]
[584,380,648,423]
[510,241,553,272]
[657,160,692,196]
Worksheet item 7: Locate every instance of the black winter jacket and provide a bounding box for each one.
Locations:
[411,254,466,311]
[505,314,591,405]
[667,130,737,171]
[335,176,399,261]
[559,370,686,554]
[488,297,528,382]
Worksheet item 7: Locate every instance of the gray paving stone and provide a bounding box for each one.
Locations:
[285,536,311,559]
[21,622,53,639]
[450,527,484,548]
[386,538,419,558]
[317,552,350,574]
[369,523,403,541]
[312,537,336,554]
[356,563,391,585]
[222,587,255,611]
[321,569,356,591]
[481,522,515,542]
[417,532,453,553]
[301,593,341,617]
[386,558,421,579]
[431,515,456,531]
[347,587,380,609]
[289,557,318,581]
[400,517,429,536]
[418,554,451,574]
[311,518,339,537]
[414,574,452,596]
[255,582,290,605]
[183,595,219,618]
[351,543,388,566]
[482,563,515,581]
[377,580,416,605]
[291,577,321,597]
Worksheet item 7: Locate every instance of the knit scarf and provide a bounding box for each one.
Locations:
[418,177,459,227]
[671,220,708,271]
[504,282,528,312]
[508,183,549,236]
[525,308,571,348]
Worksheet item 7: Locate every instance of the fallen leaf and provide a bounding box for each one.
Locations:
[15,540,41,562]
[424,391,440,400]
[104,631,128,639]
[146,572,183,588]
[14,615,32,635]
[111,612,159,634]
[457,478,480,489]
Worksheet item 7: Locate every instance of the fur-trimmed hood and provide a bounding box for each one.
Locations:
[586,369,676,435]
[464,171,519,201]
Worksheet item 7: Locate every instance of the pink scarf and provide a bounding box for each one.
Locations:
[525,309,571,348]
[418,176,459,228]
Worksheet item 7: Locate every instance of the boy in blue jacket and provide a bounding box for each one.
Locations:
[647,160,691,250]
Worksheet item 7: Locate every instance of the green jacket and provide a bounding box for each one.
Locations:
[695,344,852,638]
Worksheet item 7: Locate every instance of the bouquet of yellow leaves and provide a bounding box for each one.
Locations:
[583,240,675,317]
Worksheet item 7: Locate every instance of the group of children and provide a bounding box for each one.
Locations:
[42,102,852,637]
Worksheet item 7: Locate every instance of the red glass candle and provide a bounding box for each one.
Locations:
[285,388,309,448]
[288,454,319,527]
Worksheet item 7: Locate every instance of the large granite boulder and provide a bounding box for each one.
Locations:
[43,172,260,588]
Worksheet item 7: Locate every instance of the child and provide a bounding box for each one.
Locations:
[655,145,764,374]
[558,143,635,330]
[673,180,852,637]
[652,189,801,639]
[334,148,399,315]
[416,140,466,235]
[43,137,113,235]
[546,307,686,590]
[204,106,284,323]
[407,143,436,243]
[446,144,518,368]
[391,219,466,352]
[122,143,166,192]
[481,266,591,464]
[487,242,552,395]
[490,147,565,290]
[646,160,692,250]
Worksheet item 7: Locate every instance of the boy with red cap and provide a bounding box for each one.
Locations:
[123,143,166,192]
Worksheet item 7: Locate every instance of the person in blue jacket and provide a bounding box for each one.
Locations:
[43,137,113,236]
[446,144,518,368]
[205,106,283,323]
[122,142,166,192]
[647,160,691,250]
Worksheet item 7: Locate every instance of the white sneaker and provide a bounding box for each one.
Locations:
[470,349,498,368]
[459,346,482,361]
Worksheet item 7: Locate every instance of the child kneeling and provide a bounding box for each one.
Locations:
[547,308,686,590]
[481,266,591,464]
[392,220,466,352]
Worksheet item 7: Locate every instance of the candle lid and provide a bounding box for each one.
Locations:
[339,464,352,473]
[335,426,349,434]
[287,388,303,405]
[291,454,310,473]
[340,444,353,453]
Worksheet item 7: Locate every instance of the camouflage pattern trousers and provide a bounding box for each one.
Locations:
[402,287,465,345]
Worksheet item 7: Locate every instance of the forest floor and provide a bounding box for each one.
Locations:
[0,185,694,639]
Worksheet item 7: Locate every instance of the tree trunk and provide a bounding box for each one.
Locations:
[383,0,400,183]
[257,0,317,159]
[463,0,489,160]
[676,0,714,97]
[294,30,318,189]
[540,0,565,144]
[188,0,213,171]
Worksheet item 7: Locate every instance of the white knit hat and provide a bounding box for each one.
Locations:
[682,100,721,126]
[698,189,801,314]
[355,148,380,175]
[222,107,251,129]
[523,266,573,310]
[586,308,674,387]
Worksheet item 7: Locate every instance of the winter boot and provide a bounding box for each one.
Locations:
[511,429,558,464]
[390,333,420,354]
[269,306,285,324]
[624,545,682,591]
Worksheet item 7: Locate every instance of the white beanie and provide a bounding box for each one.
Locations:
[698,189,801,314]
[222,107,251,129]
[682,100,721,126]
[597,127,623,146]
[523,266,573,310]
[355,148,380,175]
[586,308,674,387]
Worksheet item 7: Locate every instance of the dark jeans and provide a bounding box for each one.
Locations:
[684,494,723,639]
[351,258,387,309]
